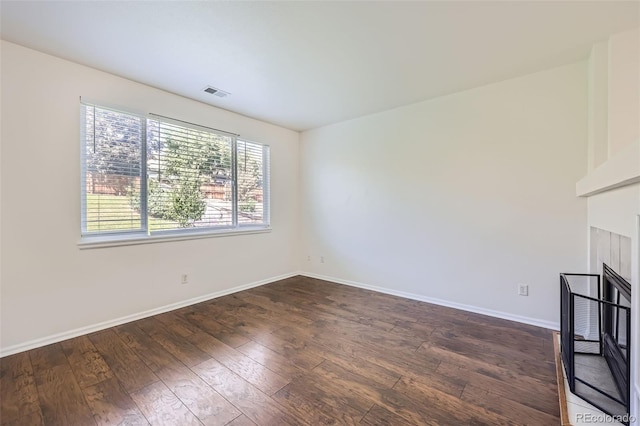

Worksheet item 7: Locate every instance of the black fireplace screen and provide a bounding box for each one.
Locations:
[560,265,631,423]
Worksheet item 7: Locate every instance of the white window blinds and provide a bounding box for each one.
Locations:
[147,118,234,231]
[237,139,269,225]
[81,103,270,239]
[81,105,144,234]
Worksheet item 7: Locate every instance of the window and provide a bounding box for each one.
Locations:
[81,103,269,243]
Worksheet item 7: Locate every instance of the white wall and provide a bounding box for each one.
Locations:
[587,41,609,171]
[0,41,300,353]
[300,62,588,327]
[585,27,640,276]
[608,28,640,157]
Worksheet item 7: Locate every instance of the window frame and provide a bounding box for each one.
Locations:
[79,102,271,249]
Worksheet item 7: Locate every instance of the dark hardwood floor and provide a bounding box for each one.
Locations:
[1,276,560,425]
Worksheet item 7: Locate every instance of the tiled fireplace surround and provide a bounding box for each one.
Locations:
[590,228,632,282]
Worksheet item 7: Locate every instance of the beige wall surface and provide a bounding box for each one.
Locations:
[0,41,300,352]
[300,62,589,327]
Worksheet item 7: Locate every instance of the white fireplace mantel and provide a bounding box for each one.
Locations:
[577,140,640,197]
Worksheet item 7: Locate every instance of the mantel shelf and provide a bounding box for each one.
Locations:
[577,140,640,197]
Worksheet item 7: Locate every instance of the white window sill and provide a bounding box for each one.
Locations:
[78,227,271,249]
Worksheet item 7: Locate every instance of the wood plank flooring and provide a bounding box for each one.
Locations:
[0,276,560,425]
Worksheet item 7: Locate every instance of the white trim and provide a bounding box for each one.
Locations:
[0,270,560,357]
[300,272,559,331]
[0,272,297,358]
[576,139,640,197]
[78,227,271,249]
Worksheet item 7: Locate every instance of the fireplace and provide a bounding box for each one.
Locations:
[602,264,631,406]
[560,264,631,423]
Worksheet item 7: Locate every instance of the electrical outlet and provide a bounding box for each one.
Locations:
[518,284,528,296]
[307,255,311,261]
[320,256,325,263]
[181,274,189,285]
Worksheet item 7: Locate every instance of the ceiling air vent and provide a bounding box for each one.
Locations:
[203,86,230,98]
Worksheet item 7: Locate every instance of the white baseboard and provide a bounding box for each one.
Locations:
[2,270,559,357]
[299,271,560,331]
[0,272,298,358]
